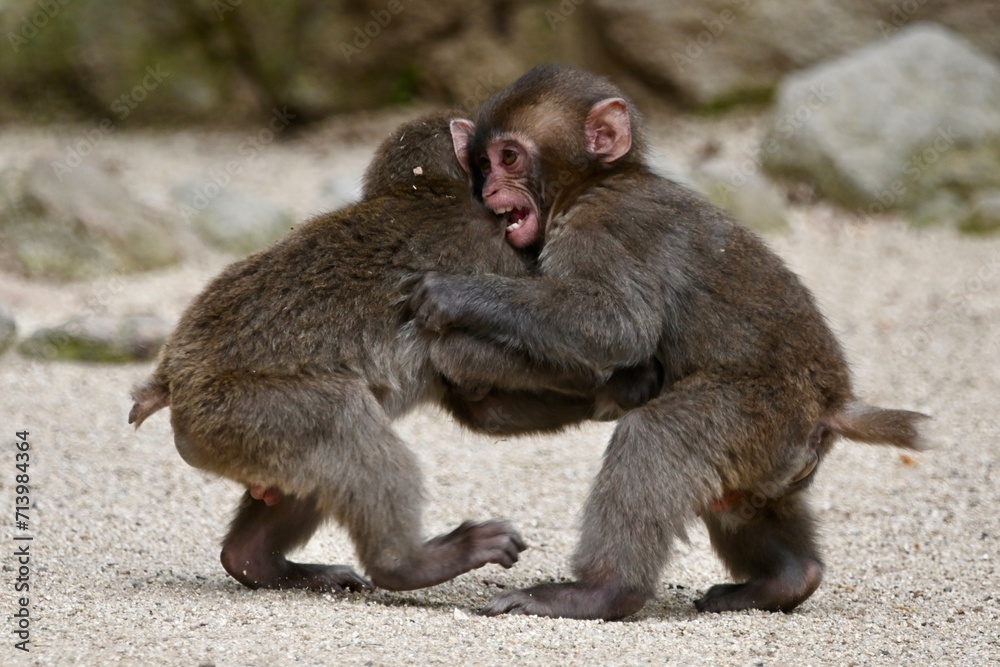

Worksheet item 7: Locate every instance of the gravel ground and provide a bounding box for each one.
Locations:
[0,112,997,666]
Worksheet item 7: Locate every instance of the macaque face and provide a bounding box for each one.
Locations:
[449,96,632,251]
[476,135,542,249]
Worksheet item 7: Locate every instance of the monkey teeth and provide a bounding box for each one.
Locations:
[500,207,530,232]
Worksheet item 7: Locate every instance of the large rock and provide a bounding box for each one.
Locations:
[691,159,789,233]
[0,159,181,281]
[172,183,294,255]
[590,1,1000,109]
[3,0,999,122]
[761,23,1000,223]
[0,0,579,125]
[18,314,170,363]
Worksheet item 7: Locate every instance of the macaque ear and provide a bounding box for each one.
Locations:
[585,98,632,163]
[450,118,476,175]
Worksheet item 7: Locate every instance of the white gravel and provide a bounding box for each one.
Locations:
[0,111,997,666]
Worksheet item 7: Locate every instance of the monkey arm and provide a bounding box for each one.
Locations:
[411,268,663,374]
[430,332,606,397]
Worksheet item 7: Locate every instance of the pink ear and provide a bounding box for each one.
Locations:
[585,98,632,163]
[450,118,476,175]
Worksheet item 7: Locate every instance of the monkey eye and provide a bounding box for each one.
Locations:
[478,155,491,174]
[501,149,518,166]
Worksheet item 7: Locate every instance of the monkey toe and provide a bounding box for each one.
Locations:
[282,563,374,593]
[480,590,532,617]
[481,581,648,620]
[695,559,822,613]
[694,583,745,612]
[223,548,373,594]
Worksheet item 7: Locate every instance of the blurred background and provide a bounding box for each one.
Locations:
[2,7,998,663]
[1,0,999,358]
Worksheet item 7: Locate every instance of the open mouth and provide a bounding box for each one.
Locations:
[501,207,530,232]
[492,205,538,247]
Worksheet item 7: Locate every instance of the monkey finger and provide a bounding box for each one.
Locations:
[445,520,528,569]
[409,272,463,333]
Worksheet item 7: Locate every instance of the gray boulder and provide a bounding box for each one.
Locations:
[762,23,1000,223]
[592,0,876,108]
[590,1,1000,109]
[691,159,789,233]
[0,158,181,281]
[0,307,16,356]
[18,314,171,363]
[173,183,294,255]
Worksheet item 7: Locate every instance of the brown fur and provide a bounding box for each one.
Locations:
[410,64,930,619]
[129,112,648,595]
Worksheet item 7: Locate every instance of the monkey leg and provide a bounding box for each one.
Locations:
[696,493,823,613]
[307,391,528,592]
[483,386,726,620]
[483,377,796,620]
[176,373,525,594]
[221,490,373,592]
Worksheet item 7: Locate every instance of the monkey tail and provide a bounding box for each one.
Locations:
[129,375,171,429]
[824,400,931,450]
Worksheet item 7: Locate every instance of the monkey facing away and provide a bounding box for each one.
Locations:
[128,112,653,596]
[409,65,930,620]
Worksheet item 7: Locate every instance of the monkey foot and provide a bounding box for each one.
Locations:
[369,520,527,591]
[694,559,822,613]
[275,562,374,593]
[227,561,375,593]
[222,551,373,593]
[481,580,649,621]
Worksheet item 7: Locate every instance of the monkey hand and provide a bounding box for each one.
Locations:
[602,358,665,410]
[409,271,466,333]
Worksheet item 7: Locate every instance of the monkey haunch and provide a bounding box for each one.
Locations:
[411,65,930,620]
[128,112,634,596]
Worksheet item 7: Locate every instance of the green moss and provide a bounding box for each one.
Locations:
[18,332,135,363]
[391,64,421,105]
[696,86,775,115]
